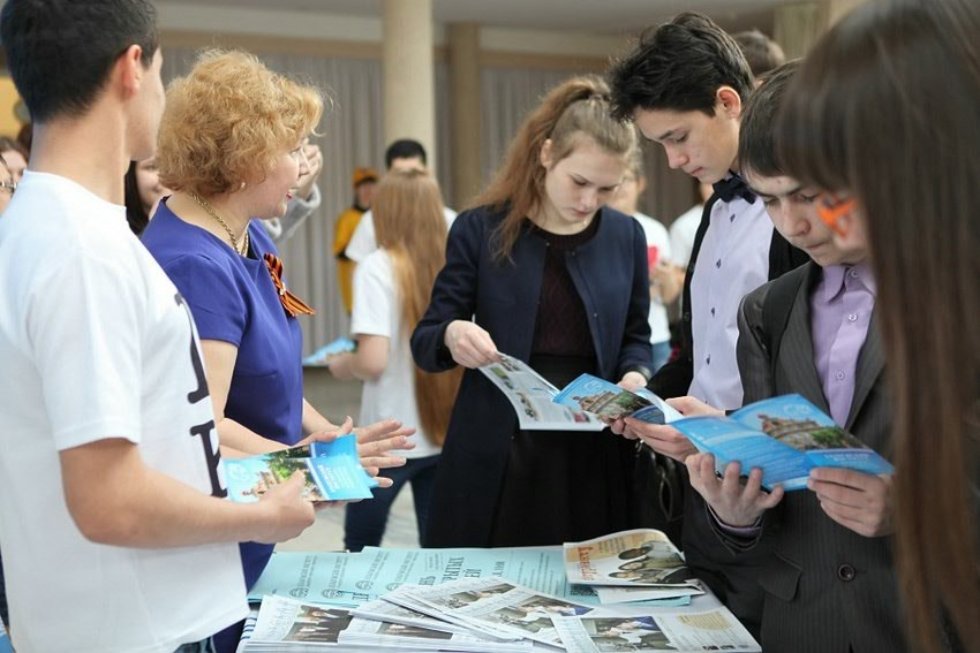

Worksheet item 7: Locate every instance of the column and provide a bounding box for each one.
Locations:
[448,22,482,208]
[382,0,436,171]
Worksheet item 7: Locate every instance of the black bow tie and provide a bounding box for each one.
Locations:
[713,173,756,204]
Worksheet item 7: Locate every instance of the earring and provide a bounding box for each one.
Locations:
[240,181,247,190]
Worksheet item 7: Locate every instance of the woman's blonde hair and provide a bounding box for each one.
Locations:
[473,75,637,260]
[373,169,461,446]
[157,49,323,195]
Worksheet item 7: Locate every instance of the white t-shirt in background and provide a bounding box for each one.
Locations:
[0,172,247,652]
[351,250,441,459]
[345,206,457,263]
[632,211,672,345]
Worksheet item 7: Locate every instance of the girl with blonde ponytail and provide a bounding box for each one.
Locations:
[412,76,655,548]
[329,169,461,551]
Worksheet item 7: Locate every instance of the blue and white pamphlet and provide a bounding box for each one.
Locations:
[553,373,684,425]
[302,337,357,366]
[223,435,377,503]
[671,394,894,490]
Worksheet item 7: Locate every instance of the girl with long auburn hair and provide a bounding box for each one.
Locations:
[329,169,461,551]
[411,76,654,548]
[775,0,980,650]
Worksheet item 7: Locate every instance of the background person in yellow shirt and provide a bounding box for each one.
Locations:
[334,166,378,313]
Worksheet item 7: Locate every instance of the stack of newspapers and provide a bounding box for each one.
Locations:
[239,529,761,652]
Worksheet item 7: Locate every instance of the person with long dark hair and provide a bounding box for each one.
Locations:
[775,1,979,649]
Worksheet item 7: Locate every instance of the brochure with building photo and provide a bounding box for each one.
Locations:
[564,529,694,589]
[553,374,684,425]
[478,355,607,431]
[551,609,761,653]
[224,435,377,504]
[671,394,894,491]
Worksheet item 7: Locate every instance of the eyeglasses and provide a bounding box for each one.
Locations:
[0,180,16,194]
[816,193,855,237]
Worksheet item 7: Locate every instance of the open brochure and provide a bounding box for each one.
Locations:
[553,374,684,424]
[303,337,357,366]
[564,529,696,589]
[224,436,377,504]
[672,394,894,491]
[479,355,607,431]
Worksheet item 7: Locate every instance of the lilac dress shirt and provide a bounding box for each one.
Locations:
[809,263,876,426]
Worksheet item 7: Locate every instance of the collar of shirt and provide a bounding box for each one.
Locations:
[817,261,876,305]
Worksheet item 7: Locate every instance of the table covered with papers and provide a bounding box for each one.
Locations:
[238,529,760,652]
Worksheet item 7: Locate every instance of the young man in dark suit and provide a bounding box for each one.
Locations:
[607,14,807,627]
[677,63,905,652]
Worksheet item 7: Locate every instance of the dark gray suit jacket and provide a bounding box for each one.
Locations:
[705,262,907,652]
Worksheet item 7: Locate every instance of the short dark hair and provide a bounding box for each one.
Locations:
[737,61,800,179]
[384,139,427,169]
[733,29,786,78]
[608,12,753,121]
[0,0,158,123]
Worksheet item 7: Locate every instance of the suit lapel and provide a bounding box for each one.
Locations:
[845,312,885,429]
[781,267,830,414]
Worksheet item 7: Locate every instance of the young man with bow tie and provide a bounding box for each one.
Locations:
[607,13,806,636]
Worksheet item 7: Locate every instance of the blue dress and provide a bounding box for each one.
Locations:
[142,200,304,589]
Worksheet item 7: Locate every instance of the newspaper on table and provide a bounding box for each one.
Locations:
[242,595,533,652]
[479,354,606,431]
[239,595,360,651]
[384,576,595,648]
[250,545,694,609]
[592,581,705,605]
[339,612,534,652]
[352,599,478,636]
[564,529,695,588]
[551,609,761,653]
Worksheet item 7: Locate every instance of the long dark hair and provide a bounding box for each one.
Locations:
[776,1,980,649]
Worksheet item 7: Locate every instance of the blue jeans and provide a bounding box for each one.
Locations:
[651,340,671,374]
[344,454,440,552]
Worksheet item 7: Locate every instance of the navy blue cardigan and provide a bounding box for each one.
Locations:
[411,204,652,547]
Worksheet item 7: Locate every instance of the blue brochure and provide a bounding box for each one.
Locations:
[224,434,377,503]
[553,373,684,424]
[672,394,894,491]
[303,337,357,366]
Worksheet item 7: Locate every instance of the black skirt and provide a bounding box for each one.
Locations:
[488,354,642,547]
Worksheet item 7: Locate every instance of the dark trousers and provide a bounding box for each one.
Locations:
[344,454,439,552]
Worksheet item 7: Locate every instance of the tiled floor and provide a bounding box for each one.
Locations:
[276,368,421,553]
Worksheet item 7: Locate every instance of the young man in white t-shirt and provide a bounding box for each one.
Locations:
[0,2,316,651]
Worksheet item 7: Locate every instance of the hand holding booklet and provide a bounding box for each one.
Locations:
[223,435,378,503]
[553,376,894,492]
[671,393,894,490]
